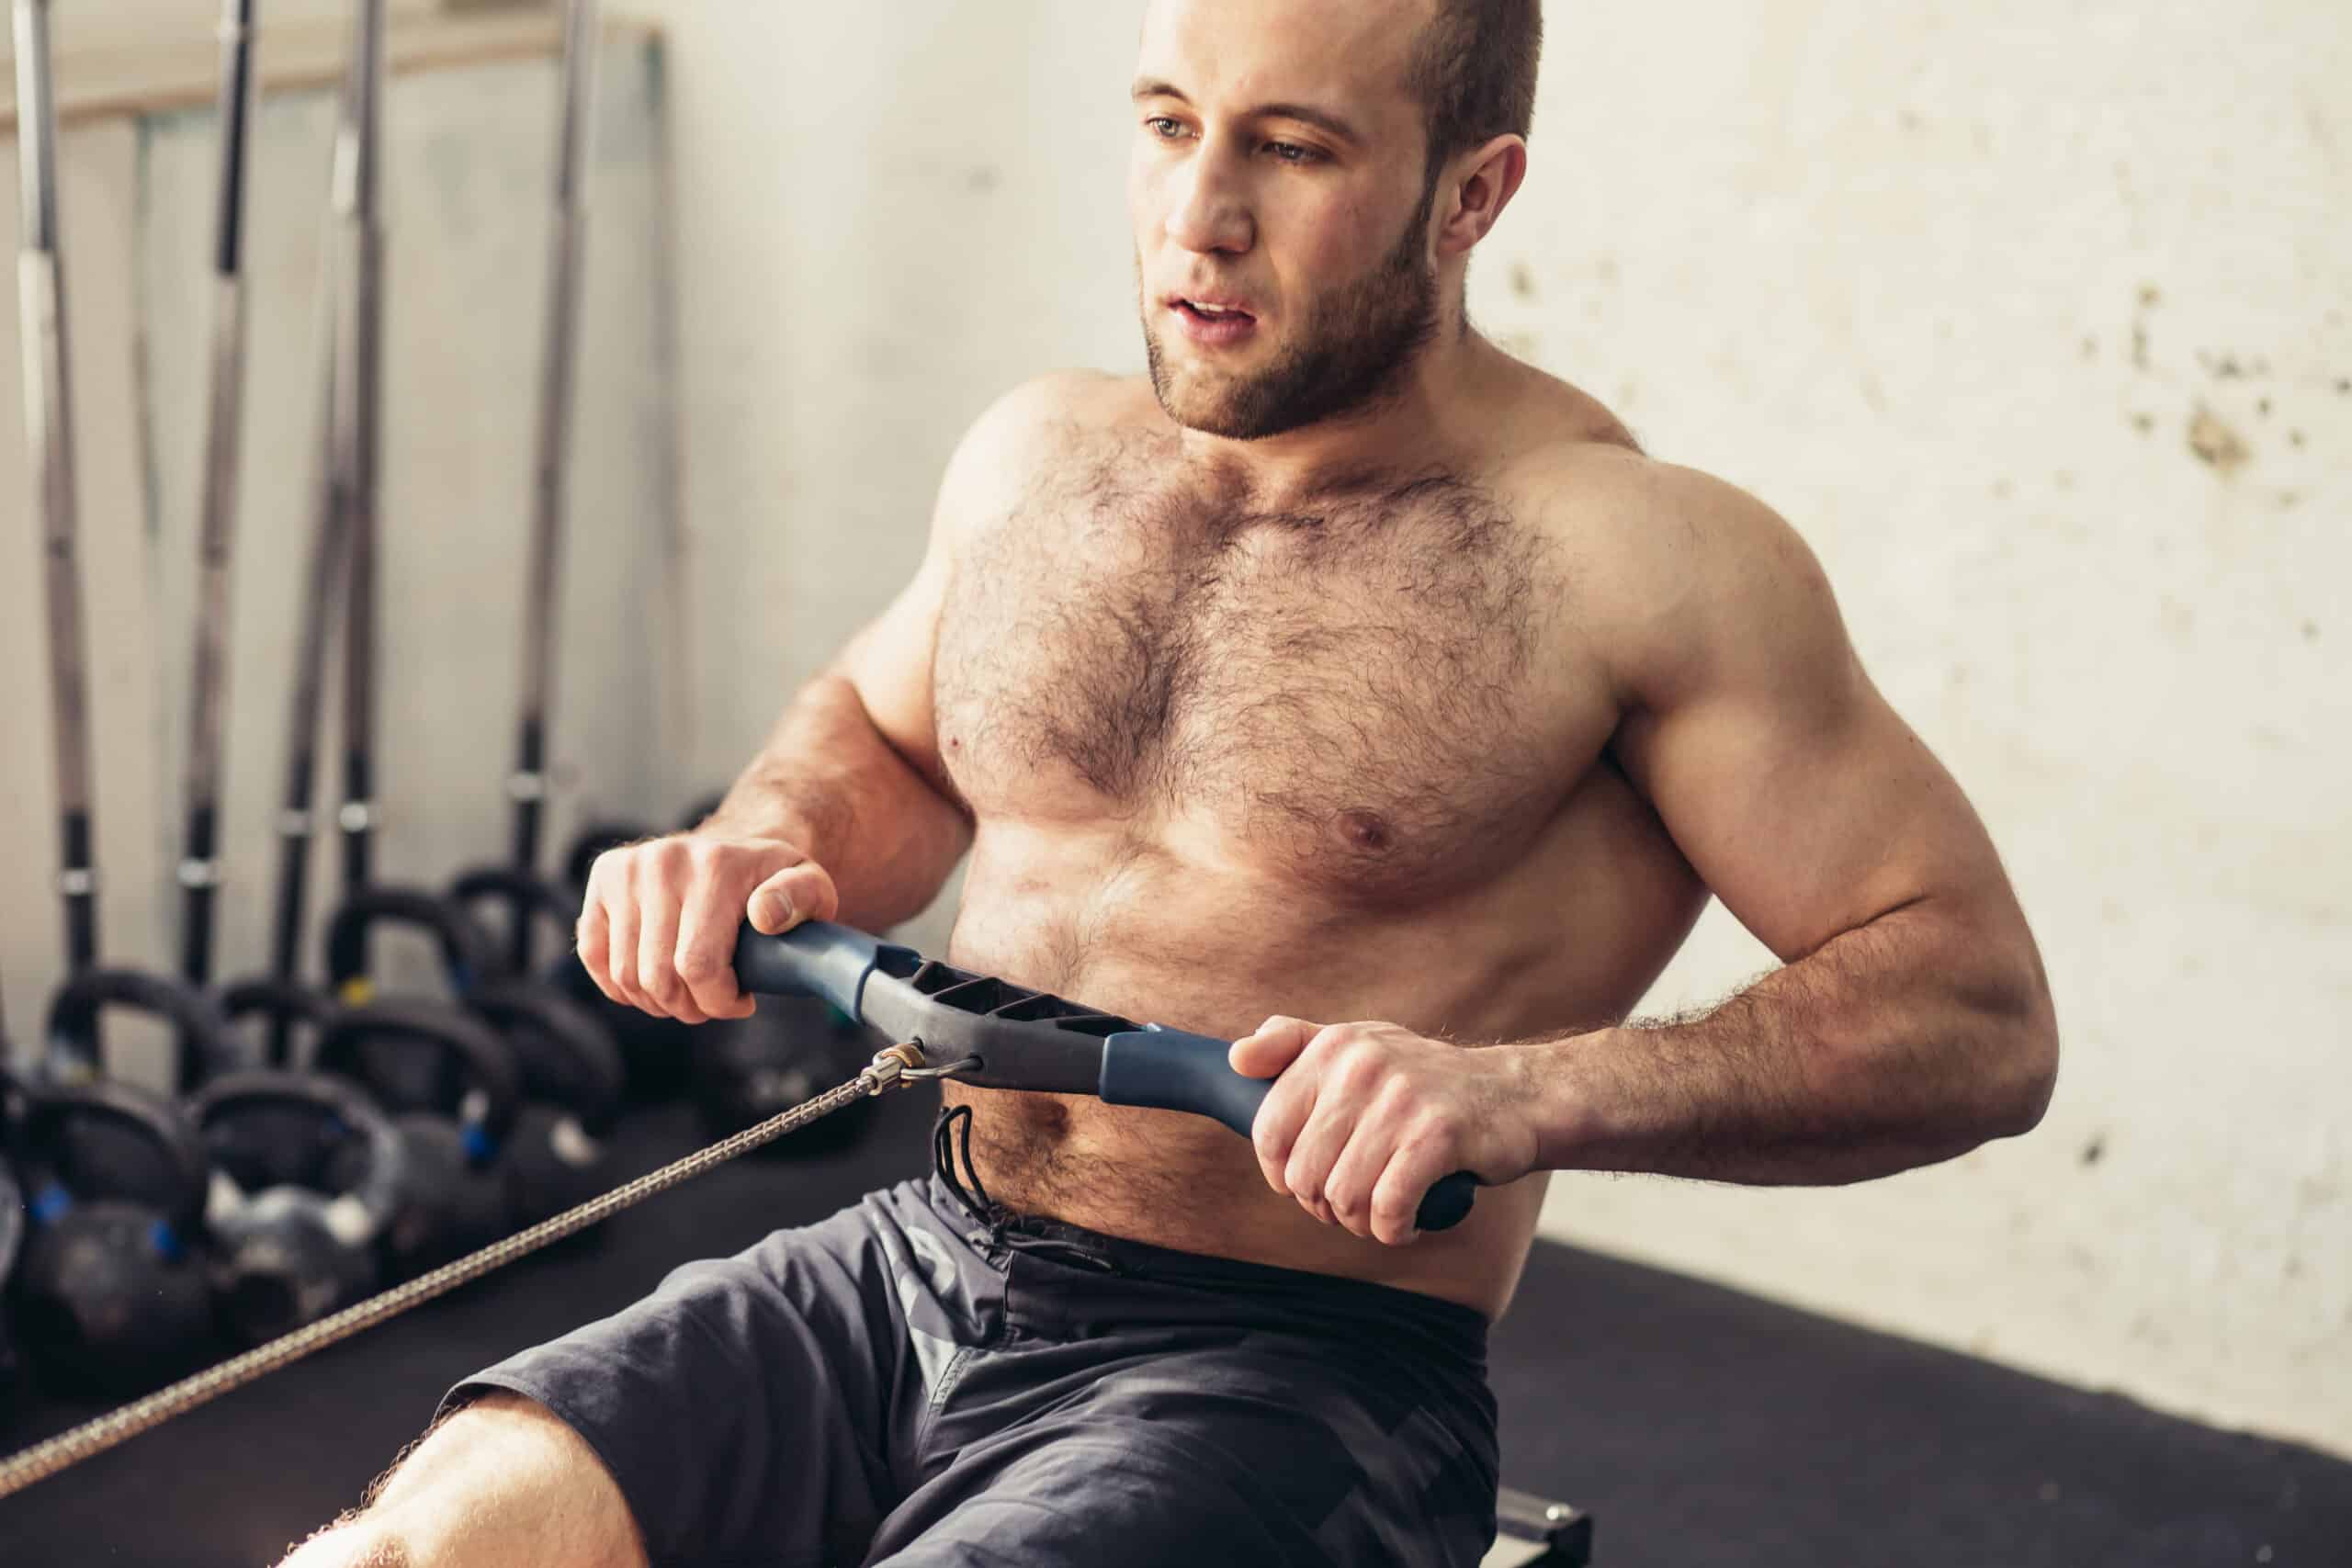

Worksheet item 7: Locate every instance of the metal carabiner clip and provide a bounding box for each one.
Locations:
[864,1041,983,1094]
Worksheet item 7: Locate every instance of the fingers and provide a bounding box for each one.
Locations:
[747,859,839,936]
[635,865,707,1024]
[1283,1066,1368,1228]
[578,831,830,1023]
[1365,1133,1450,1247]
[600,873,646,1013]
[1250,1023,1454,1247]
[572,896,621,1007]
[1229,1013,1316,1078]
[674,863,755,1021]
[1249,1017,1323,1201]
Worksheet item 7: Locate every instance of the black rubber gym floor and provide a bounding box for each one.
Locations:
[3,1086,2345,1564]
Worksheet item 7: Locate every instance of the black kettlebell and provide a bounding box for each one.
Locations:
[192,1069,405,1346]
[1,1103,25,1407]
[693,994,882,1157]
[462,978,624,1228]
[11,1077,219,1393]
[323,886,501,1009]
[448,859,579,977]
[218,976,345,1071]
[42,970,254,1223]
[313,1001,522,1280]
[2,1066,28,1406]
[44,967,252,1094]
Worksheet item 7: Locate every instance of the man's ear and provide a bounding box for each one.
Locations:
[1435,133,1529,259]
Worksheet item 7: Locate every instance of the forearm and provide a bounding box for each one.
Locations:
[697,673,972,932]
[1517,900,2058,1186]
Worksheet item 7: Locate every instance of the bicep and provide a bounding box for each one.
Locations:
[826,371,1092,798]
[830,523,955,795]
[1608,481,2012,963]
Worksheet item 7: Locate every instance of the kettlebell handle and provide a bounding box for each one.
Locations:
[314,999,525,1144]
[17,1077,212,1237]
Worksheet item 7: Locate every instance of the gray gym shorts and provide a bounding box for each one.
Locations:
[440,1107,1501,1566]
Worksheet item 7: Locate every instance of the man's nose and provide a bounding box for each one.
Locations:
[1164,144,1253,255]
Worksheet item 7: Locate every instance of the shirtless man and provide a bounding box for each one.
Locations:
[283,0,2057,1562]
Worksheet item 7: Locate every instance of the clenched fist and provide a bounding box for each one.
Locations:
[1230,1016,1537,1246]
[573,831,839,1024]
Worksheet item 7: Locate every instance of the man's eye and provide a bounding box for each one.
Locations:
[1146,117,1185,139]
[1267,141,1323,164]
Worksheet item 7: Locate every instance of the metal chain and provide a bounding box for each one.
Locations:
[0,1045,932,1500]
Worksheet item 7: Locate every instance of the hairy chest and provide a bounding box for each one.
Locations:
[933,457,1589,904]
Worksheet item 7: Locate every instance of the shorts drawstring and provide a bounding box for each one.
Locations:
[933,1102,1000,1231]
[929,1103,1125,1276]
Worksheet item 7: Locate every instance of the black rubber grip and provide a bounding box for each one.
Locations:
[731,920,895,1021]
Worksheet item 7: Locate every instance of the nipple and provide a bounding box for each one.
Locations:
[1336,807,1394,852]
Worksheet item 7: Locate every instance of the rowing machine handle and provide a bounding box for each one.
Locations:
[731,920,1481,1233]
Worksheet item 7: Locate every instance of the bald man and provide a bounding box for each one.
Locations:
[282,1,2055,1563]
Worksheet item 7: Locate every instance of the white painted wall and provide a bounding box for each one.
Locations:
[610,0,2351,1460]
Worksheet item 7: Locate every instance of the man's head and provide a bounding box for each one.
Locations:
[1130,0,1540,441]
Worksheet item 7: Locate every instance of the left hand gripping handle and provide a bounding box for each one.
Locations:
[1100,1026,1481,1234]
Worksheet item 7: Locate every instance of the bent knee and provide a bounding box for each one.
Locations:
[277,1522,410,1568]
[280,1393,645,1568]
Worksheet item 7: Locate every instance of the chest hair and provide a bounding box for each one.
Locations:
[935,437,1567,898]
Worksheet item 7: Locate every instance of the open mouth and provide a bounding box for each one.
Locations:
[1173,299,1256,324]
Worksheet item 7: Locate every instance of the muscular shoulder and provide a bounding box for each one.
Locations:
[1502,441,1851,714]
[934,370,1159,540]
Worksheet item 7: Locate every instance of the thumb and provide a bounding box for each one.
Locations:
[747,860,841,935]
[1229,1015,1317,1079]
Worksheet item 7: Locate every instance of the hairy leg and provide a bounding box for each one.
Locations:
[275,1393,647,1568]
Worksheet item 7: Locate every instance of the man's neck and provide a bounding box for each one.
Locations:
[1174,326,1509,502]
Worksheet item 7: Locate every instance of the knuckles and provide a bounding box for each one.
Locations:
[674,946,728,986]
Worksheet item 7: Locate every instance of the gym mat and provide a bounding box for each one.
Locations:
[3,1091,2344,1564]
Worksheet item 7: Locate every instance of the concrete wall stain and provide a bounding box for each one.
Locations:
[2187,404,2251,475]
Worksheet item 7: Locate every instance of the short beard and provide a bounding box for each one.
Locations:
[1142,179,1442,442]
